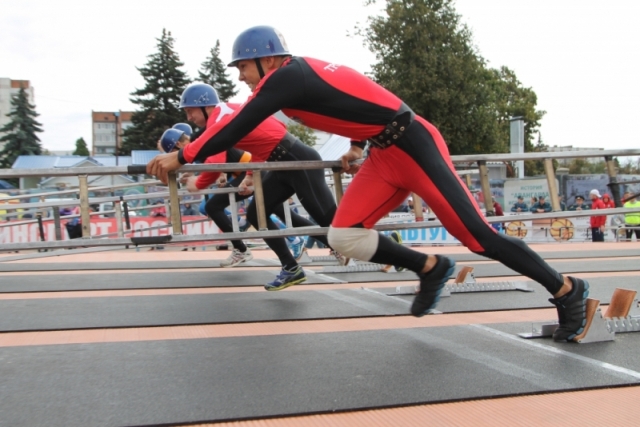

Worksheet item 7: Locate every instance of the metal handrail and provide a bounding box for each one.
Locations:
[1,149,639,178]
[0,180,164,202]
[2,206,640,252]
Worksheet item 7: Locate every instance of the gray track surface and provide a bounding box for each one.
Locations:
[1,277,637,333]
[2,257,639,294]
[0,269,344,293]
[0,289,410,332]
[1,326,638,427]
[1,249,637,272]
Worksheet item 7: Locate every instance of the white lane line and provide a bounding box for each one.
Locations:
[472,324,640,380]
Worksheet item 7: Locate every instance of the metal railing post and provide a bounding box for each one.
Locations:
[52,206,62,241]
[544,158,561,212]
[332,169,344,204]
[228,193,240,232]
[168,171,182,235]
[478,161,494,215]
[115,202,124,238]
[253,171,268,231]
[283,201,292,227]
[78,175,91,238]
[605,155,622,207]
[412,193,424,222]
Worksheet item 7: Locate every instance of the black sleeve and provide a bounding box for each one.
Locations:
[191,60,307,163]
[350,140,367,150]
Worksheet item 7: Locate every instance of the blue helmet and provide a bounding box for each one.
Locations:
[160,128,185,153]
[228,26,291,67]
[172,123,193,138]
[179,83,220,108]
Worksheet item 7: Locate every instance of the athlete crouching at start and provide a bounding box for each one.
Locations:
[147,26,589,343]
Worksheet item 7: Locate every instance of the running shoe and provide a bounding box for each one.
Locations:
[410,255,456,317]
[220,248,253,267]
[330,250,351,266]
[290,238,305,261]
[264,265,307,291]
[549,277,590,342]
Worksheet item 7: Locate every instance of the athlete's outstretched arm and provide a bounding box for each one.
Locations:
[181,63,306,164]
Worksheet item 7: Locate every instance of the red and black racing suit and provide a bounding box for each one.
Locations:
[185,101,338,268]
[180,57,564,294]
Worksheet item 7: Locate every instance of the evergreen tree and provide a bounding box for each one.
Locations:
[121,29,191,154]
[198,40,239,102]
[0,87,43,168]
[359,0,544,158]
[287,123,318,147]
[72,137,90,156]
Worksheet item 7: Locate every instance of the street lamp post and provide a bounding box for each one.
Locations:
[114,111,120,166]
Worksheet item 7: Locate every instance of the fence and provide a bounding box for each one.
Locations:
[1,149,640,252]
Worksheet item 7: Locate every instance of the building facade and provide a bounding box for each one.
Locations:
[0,78,36,151]
[91,111,133,155]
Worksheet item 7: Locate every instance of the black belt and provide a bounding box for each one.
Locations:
[369,103,415,149]
[267,133,298,162]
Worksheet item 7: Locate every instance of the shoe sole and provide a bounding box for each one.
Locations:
[554,280,590,342]
[413,260,456,317]
[220,254,254,268]
[264,276,307,291]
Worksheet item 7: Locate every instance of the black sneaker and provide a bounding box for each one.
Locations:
[549,277,590,342]
[411,256,456,317]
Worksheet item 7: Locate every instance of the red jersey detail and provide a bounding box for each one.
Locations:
[183,102,286,163]
[302,57,402,111]
[282,108,384,141]
[195,151,227,190]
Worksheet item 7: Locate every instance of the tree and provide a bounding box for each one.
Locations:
[72,137,90,156]
[198,40,239,102]
[121,29,191,154]
[287,123,318,147]
[0,86,43,168]
[359,0,544,160]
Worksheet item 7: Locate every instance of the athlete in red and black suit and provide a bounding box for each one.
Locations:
[179,83,345,285]
[149,27,588,342]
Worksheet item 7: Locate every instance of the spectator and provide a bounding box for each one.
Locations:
[623,192,640,241]
[182,203,197,216]
[601,193,615,210]
[491,197,504,232]
[510,195,528,213]
[589,189,606,242]
[568,195,589,211]
[150,201,167,217]
[530,195,552,213]
[530,196,538,208]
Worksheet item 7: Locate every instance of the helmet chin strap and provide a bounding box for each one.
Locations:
[200,107,209,123]
[254,58,265,78]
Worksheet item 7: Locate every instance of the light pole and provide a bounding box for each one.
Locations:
[114,111,120,166]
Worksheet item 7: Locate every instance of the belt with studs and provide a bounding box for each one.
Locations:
[369,103,415,149]
[267,133,298,162]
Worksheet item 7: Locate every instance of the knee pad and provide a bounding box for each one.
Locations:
[328,226,379,261]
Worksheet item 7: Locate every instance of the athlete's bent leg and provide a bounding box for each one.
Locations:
[205,175,249,253]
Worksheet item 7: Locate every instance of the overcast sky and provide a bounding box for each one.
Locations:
[1,0,639,154]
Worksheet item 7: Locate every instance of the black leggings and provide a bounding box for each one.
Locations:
[246,140,337,268]
[205,173,310,253]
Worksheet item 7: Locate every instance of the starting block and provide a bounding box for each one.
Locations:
[296,249,357,267]
[519,288,640,343]
[386,266,533,297]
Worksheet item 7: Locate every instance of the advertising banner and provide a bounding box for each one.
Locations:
[0,216,220,244]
